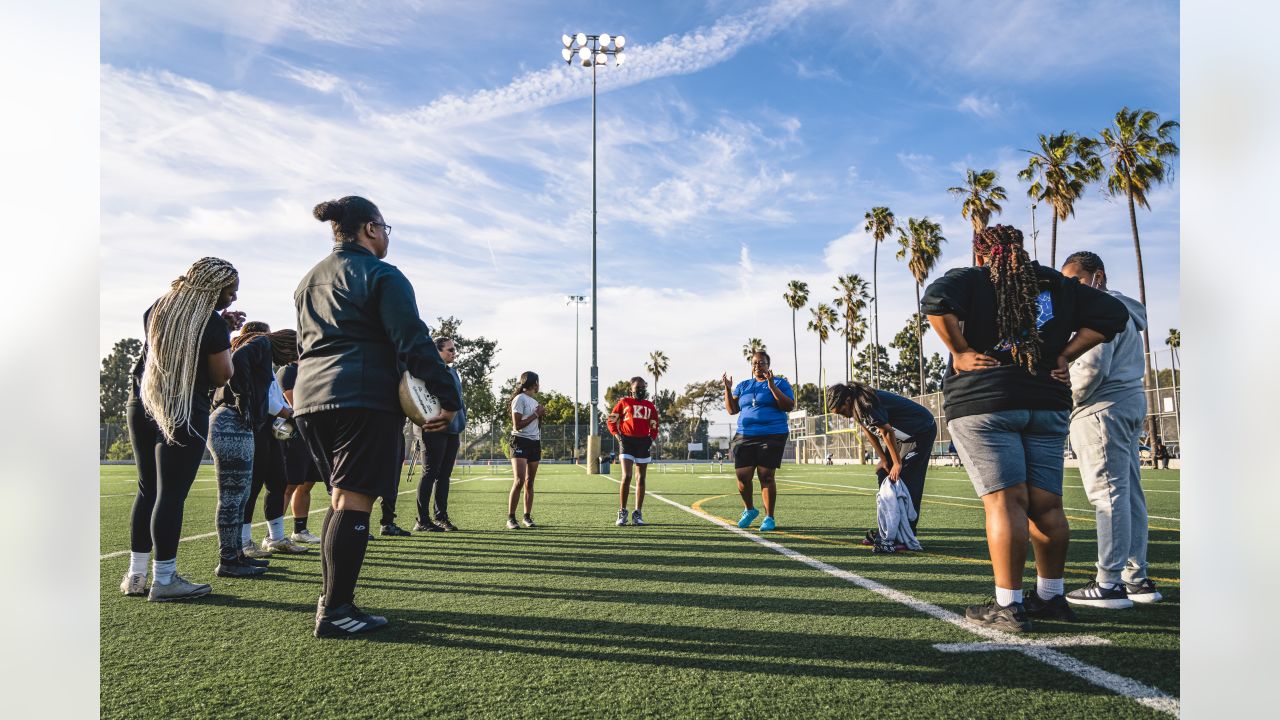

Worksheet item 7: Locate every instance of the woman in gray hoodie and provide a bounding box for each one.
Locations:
[1061,251,1163,608]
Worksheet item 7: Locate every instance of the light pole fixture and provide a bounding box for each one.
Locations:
[561,30,626,474]
[566,294,587,465]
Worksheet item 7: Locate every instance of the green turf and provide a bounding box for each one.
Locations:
[100,463,1179,719]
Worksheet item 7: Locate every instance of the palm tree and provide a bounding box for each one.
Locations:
[782,280,810,388]
[645,350,669,400]
[948,168,1007,265]
[1017,132,1101,267]
[863,206,896,385]
[807,303,837,398]
[896,217,947,394]
[742,338,767,361]
[1165,328,1180,380]
[832,274,871,383]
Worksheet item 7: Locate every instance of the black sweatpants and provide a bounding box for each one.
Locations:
[127,402,209,561]
[875,430,935,532]
[417,432,460,524]
[243,425,287,523]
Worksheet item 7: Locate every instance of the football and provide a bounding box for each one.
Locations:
[399,370,444,426]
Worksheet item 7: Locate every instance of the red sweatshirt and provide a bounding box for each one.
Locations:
[607,397,660,439]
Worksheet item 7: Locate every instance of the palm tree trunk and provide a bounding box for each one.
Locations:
[1050,213,1058,268]
[817,337,824,402]
[915,283,924,396]
[791,309,800,389]
[872,240,880,387]
[1128,188,1159,445]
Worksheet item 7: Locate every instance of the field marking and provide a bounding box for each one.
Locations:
[99,476,493,561]
[935,635,1112,652]
[626,481,1178,716]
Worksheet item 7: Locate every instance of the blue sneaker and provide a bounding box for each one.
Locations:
[760,516,776,532]
[737,508,760,528]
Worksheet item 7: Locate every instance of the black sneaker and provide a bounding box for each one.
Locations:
[964,600,1032,632]
[1124,578,1163,604]
[412,521,446,533]
[860,528,880,547]
[1066,580,1134,609]
[1024,592,1078,621]
[871,535,897,554]
[380,523,412,537]
[238,554,270,568]
[435,515,458,532]
[215,557,268,578]
[314,603,390,639]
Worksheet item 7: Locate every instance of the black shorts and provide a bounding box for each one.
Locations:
[282,436,323,487]
[619,435,653,463]
[296,409,403,499]
[731,433,788,469]
[511,436,542,463]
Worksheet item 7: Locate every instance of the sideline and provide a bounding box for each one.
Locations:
[610,477,1178,716]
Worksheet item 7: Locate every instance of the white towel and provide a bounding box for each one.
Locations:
[876,479,922,551]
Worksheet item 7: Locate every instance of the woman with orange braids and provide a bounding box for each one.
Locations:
[921,225,1128,632]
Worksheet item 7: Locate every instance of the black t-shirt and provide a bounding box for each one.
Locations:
[214,335,274,428]
[921,263,1128,420]
[861,391,936,440]
[276,363,298,393]
[129,305,232,417]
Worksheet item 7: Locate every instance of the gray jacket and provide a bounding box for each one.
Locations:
[293,243,461,416]
[1069,289,1148,419]
[431,366,466,435]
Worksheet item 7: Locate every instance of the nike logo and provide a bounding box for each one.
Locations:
[354,525,367,531]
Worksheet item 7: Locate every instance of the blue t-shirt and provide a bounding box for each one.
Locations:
[860,390,936,440]
[733,377,794,436]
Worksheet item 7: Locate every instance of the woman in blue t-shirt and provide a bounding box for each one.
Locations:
[722,350,795,531]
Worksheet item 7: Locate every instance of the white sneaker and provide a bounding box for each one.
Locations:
[120,573,147,597]
[262,537,311,554]
[290,529,322,544]
[505,518,520,530]
[147,574,211,602]
[242,541,272,559]
[632,510,646,526]
[616,509,628,526]
[522,515,537,528]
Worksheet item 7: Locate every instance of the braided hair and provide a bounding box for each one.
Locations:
[232,328,300,366]
[140,257,239,443]
[973,224,1042,374]
[825,382,880,425]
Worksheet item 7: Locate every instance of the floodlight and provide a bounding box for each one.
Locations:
[600,33,611,47]
[562,34,572,48]
[615,51,626,66]
[576,32,586,46]
[595,52,607,65]
[562,48,572,62]
[578,46,590,61]
[614,35,625,49]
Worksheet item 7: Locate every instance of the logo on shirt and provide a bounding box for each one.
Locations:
[993,291,1054,352]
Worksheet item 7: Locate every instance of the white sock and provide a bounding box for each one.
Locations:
[241,523,252,545]
[1037,576,1064,600]
[152,558,177,585]
[1098,580,1120,590]
[128,551,149,577]
[995,586,1023,606]
[268,516,285,541]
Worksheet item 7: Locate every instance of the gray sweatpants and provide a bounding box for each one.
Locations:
[209,407,255,561]
[1070,394,1150,585]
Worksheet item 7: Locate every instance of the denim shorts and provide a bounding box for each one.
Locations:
[947,409,1070,497]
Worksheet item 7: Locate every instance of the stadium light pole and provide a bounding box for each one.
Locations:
[567,294,588,465]
[562,31,627,474]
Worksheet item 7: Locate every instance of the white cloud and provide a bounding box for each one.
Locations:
[279,64,342,94]
[957,94,1001,118]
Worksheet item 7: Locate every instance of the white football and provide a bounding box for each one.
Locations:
[399,371,444,426]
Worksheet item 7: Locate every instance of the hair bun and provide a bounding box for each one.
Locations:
[313,201,344,223]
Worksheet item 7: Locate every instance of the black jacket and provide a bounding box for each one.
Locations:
[213,335,274,429]
[292,243,461,416]
[921,262,1129,420]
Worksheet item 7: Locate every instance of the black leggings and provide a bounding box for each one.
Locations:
[875,431,935,532]
[128,402,209,561]
[243,425,287,523]
[417,432,460,523]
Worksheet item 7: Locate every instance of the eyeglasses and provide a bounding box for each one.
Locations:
[370,221,392,236]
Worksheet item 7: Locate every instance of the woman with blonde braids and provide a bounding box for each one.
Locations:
[922,225,1128,632]
[123,257,244,602]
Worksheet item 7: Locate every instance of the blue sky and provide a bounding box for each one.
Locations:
[100,0,1180,415]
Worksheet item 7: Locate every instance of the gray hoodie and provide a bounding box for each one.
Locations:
[1068,289,1148,418]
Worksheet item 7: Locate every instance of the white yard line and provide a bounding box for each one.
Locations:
[99,476,493,560]
[615,478,1179,716]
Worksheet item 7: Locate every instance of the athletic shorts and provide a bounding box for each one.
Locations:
[731,433,788,469]
[282,436,323,487]
[511,436,542,463]
[619,435,653,464]
[947,409,1069,497]
[295,409,403,499]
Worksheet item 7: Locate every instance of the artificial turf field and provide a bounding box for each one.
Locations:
[99,462,1180,719]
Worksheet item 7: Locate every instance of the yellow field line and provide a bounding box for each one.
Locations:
[694,488,1181,586]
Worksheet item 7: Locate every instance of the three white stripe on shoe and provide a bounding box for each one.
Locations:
[331,617,366,633]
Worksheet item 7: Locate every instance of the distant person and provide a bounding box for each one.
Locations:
[123,257,242,601]
[414,336,467,532]
[295,195,459,638]
[608,376,660,526]
[826,382,936,540]
[240,320,270,335]
[1060,251,1163,608]
[1154,442,1170,470]
[277,358,323,544]
[723,350,795,532]
[922,225,1128,632]
[507,371,544,529]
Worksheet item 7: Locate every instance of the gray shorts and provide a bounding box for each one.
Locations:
[947,409,1070,497]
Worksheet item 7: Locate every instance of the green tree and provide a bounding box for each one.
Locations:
[832,274,870,383]
[863,206,896,385]
[604,379,634,409]
[782,280,810,388]
[790,382,824,416]
[1018,131,1101,267]
[100,338,143,423]
[807,303,837,390]
[671,380,725,441]
[645,350,669,400]
[889,313,934,396]
[854,344,892,388]
[896,217,946,395]
[742,338,767,360]
[106,436,134,461]
[948,168,1006,265]
[1165,328,1180,374]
